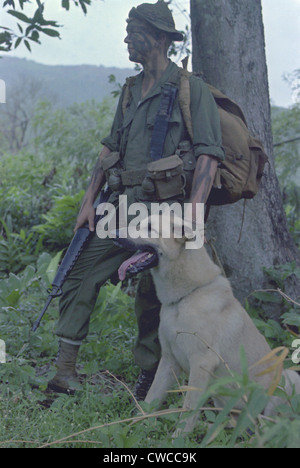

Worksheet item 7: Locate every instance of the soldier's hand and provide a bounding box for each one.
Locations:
[74,203,96,232]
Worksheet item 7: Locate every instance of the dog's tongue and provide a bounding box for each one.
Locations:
[118,251,150,281]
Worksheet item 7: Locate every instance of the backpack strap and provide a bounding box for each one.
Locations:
[178,68,194,142]
[177,64,248,139]
[149,82,178,161]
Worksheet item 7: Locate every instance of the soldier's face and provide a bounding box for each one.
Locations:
[124,20,159,64]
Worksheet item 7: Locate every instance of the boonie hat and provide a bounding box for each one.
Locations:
[128,1,184,42]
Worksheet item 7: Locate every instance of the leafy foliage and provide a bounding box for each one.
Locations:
[1,0,92,52]
[271,70,300,247]
[0,97,115,258]
[0,216,43,277]
[272,104,300,184]
[0,256,300,448]
[0,22,299,445]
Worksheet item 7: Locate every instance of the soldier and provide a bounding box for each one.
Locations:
[47,1,225,398]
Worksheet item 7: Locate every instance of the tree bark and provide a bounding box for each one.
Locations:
[190,0,300,309]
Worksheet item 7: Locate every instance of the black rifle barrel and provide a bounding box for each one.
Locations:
[31,287,62,332]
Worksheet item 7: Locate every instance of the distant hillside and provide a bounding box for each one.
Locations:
[0,57,137,107]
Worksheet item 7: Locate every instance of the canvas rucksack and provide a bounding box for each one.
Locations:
[122,66,268,206]
[177,67,268,205]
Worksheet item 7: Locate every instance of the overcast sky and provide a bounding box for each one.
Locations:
[1,0,299,107]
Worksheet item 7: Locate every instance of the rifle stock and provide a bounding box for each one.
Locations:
[32,187,111,332]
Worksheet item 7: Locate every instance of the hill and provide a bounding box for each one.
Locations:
[0,57,137,107]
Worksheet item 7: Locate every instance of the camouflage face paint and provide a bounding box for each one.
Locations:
[124,20,158,64]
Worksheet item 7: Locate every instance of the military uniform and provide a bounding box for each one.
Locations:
[55,60,225,371]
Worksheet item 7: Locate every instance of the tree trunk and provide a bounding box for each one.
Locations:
[190,0,300,310]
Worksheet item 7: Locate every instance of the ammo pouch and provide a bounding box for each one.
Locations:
[101,152,124,192]
[141,154,185,200]
[175,140,196,196]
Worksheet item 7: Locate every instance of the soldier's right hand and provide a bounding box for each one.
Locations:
[74,203,96,232]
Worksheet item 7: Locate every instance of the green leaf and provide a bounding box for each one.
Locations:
[251,291,282,303]
[7,9,32,23]
[5,289,21,307]
[40,27,60,37]
[0,32,11,48]
[61,0,70,10]
[25,24,35,36]
[229,388,269,447]
[200,394,242,447]
[3,0,15,8]
[281,311,300,327]
[46,250,64,284]
[14,36,22,49]
[21,265,37,286]
[32,6,44,24]
[24,38,31,51]
[36,252,53,276]
[79,0,88,15]
[30,30,40,42]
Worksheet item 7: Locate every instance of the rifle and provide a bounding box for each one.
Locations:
[32,186,111,332]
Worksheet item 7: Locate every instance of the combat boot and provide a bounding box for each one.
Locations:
[133,367,157,401]
[47,339,81,394]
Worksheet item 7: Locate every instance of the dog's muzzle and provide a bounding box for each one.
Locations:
[113,231,159,280]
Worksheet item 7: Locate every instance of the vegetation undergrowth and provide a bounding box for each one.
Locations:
[0,253,300,448]
[0,86,299,448]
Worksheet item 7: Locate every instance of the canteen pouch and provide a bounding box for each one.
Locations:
[142,154,185,200]
[101,151,124,192]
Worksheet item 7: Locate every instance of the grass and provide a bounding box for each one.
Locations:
[0,255,300,448]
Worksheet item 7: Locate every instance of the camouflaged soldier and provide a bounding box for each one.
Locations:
[47,1,225,398]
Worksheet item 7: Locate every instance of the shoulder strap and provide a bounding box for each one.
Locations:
[177,65,249,140]
[122,74,179,161]
[178,68,194,141]
[149,82,178,161]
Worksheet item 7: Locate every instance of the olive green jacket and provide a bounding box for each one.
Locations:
[101,60,225,204]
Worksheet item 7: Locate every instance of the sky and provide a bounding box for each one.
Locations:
[1,0,300,107]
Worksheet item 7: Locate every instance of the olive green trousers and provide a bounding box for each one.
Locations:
[56,233,161,371]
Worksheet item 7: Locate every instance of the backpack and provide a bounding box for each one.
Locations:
[122,67,268,206]
[178,68,268,205]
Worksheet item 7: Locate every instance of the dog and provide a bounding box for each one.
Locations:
[115,214,300,434]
